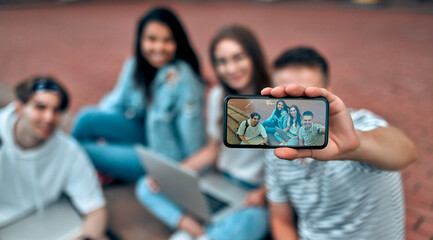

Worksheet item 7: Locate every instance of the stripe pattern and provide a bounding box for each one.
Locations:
[265,109,404,240]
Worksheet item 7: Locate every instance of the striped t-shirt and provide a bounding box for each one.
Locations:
[265,109,404,240]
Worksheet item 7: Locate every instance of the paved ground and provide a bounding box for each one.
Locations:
[1,0,432,239]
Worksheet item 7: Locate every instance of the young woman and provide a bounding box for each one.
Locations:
[136,25,271,240]
[72,7,206,182]
[275,104,302,145]
[262,99,288,135]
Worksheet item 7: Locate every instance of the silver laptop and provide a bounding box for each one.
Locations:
[0,197,82,240]
[276,127,296,141]
[135,145,248,223]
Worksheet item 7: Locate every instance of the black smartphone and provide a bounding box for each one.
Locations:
[223,95,329,149]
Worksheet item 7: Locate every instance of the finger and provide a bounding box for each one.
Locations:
[284,84,307,97]
[261,87,273,95]
[274,148,315,160]
[274,148,298,160]
[270,86,288,98]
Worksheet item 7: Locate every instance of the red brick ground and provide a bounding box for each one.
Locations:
[1,1,432,239]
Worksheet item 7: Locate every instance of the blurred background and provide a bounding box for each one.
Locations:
[1,0,432,239]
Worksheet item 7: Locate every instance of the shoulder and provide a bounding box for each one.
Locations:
[54,131,88,156]
[349,108,388,131]
[0,103,16,137]
[167,59,200,83]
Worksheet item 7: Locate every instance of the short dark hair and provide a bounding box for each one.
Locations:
[14,75,69,111]
[250,112,261,120]
[273,47,329,86]
[303,111,314,118]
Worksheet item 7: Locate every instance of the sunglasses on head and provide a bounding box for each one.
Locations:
[31,81,60,93]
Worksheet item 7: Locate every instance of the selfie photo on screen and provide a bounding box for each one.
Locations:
[224,96,328,148]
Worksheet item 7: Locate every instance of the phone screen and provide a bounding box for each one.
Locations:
[224,95,329,149]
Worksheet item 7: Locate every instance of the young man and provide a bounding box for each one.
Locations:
[263,47,417,240]
[298,111,325,146]
[0,76,107,240]
[237,112,268,145]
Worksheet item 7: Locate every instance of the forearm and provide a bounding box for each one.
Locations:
[182,139,218,171]
[270,203,298,240]
[82,207,107,240]
[271,218,298,240]
[339,126,417,170]
[239,135,250,145]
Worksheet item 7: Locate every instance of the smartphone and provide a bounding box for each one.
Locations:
[223,95,329,149]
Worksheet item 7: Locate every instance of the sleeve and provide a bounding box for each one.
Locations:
[175,63,207,157]
[298,128,305,140]
[206,86,223,141]
[265,152,290,203]
[350,108,389,131]
[316,123,325,133]
[349,109,390,173]
[237,121,246,135]
[281,112,288,129]
[98,58,135,113]
[64,145,106,215]
[260,125,268,138]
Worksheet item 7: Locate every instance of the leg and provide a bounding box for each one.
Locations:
[73,108,144,143]
[135,177,185,228]
[206,207,269,240]
[261,119,276,134]
[82,142,144,182]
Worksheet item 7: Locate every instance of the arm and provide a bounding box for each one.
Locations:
[269,202,298,240]
[175,64,207,157]
[81,207,107,240]
[340,126,417,170]
[260,137,268,145]
[239,135,251,145]
[182,138,219,171]
[262,85,417,171]
[99,58,135,113]
[244,186,267,206]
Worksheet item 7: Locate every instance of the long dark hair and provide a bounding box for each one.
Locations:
[134,7,200,99]
[275,99,288,118]
[209,25,270,95]
[288,105,302,127]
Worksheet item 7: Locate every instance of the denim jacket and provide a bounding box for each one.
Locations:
[99,58,206,162]
[264,109,288,129]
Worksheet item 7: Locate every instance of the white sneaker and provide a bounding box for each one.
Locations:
[169,230,194,240]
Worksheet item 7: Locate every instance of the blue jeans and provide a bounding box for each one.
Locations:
[72,108,146,182]
[135,175,269,240]
[262,119,276,134]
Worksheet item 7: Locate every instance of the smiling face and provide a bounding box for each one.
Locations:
[250,116,260,127]
[141,21,177,68]
[290,107,297,117]
[213,39,254,92]
[303,115,313,130]
[277,102,284,111]
[16,91,62,143]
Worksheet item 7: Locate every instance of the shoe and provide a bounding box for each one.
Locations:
[169,230,194,240]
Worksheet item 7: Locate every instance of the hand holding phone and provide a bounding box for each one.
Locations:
[261,85,360,160]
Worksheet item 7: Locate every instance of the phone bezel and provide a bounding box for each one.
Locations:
[223,95,329,149]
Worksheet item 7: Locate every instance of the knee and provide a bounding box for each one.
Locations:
[135,176,151,202]
[72,107,101,137]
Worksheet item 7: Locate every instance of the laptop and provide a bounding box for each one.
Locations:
[276,127,296,141]
[0,197,82,240]
[135,145,249,223]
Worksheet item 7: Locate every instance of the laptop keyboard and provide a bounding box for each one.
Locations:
[203,192,229,214]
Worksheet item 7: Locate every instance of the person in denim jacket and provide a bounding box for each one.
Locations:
[275,104,302,145]
[262,99,289,135]
[72,7,206,182]
[136,25,271,240]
